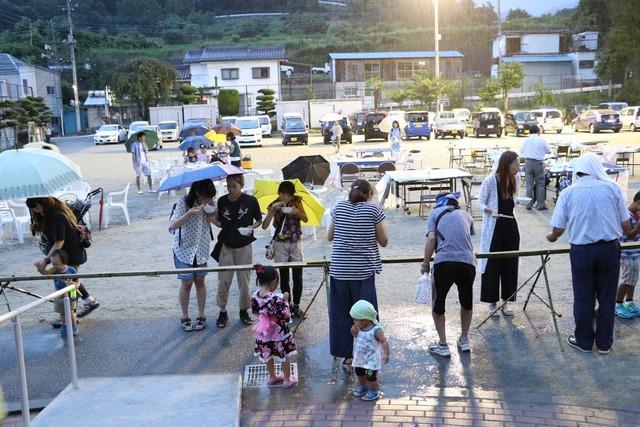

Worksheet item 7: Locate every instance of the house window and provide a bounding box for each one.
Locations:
[506,37,521,55]
[252,67,270,79]
[46,86,55,95]
[397,62,414,79]
[343,87,358,97]
[364,62,380,80]
[221,68,239,80]
[579,60,595,69]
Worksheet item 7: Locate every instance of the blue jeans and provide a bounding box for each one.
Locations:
[329,275,378,358]
[569,240,620,351]
[173,253,207,281]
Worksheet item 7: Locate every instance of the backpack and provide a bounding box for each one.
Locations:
[76,224,92,248]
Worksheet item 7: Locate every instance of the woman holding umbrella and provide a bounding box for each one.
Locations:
[261,181,308,318]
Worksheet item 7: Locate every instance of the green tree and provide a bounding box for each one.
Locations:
[255,88,276,115]
[506,8,531,21]
[532,83,555,107]
[366,77,384,110]
[0,97,52,148]
[218,89,240,116]
[479,79,500,104]
[498,62,524,112]
[177,85,198,105]
[113,58,177,120]
[407,72,449,109]
[388,87,410,107]
[574,0,611,33]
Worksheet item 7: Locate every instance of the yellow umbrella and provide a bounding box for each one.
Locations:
[253,178,326,227]
[204,130,227,143]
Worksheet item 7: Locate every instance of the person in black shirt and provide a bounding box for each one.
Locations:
[213,174,262,327]
[27,197,100,322]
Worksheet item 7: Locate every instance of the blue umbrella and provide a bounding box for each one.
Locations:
[179,125,209,140]
[158,163,243,192]
[179,135,211,151]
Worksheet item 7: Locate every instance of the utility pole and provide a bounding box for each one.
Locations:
[434,0,441,111]
[497,0,502,66]
[104,85,110,123]
[65,0,82,132]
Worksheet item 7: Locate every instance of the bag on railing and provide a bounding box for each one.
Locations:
[415,272,433,306]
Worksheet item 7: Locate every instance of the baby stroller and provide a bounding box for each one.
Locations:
[65,188,104,229]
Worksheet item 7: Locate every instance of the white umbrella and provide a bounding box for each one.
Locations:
[23,141,61,153]
[0,149,82,201]
[378,116,407,133]
[319,112,344,122]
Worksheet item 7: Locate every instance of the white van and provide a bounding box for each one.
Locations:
[158,120,180,142]
[257,115,272,137]
[530,108,564,133]
[220,116,237,125]
[619,106,640,132]
[235,116,262,147]
[452,108,471,122]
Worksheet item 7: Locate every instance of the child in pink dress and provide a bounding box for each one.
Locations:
[251,264,298,388]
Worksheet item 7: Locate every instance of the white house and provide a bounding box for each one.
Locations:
[568,32,599,85]
[184,45,285,115]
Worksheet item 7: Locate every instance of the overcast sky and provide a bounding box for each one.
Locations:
[480,0,578,16]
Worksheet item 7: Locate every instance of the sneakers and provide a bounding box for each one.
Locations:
[352,385,368,397]
[239,310,254,326]
[77,301,100,318]
[567,336,592,353]
[361,389,381,401]
[60,325,78,337]
[624,301,640,317]
[597,347,611,355]
[216,311,228,328]
[457,338,471,352]
[501,303,514,317]
[428,342,451,358]
[282,375,298,389]
[615,303,634,319]
[488,304,500,318]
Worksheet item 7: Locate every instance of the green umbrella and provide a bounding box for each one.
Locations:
[125,130,158,153]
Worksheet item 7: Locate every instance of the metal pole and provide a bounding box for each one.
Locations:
[13,317,31,427]
[433,0,441,111]
[497,0,502,66]
[66,0,81,133]
[63,294,79,388]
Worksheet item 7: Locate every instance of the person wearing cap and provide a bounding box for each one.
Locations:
[547,153,631,354]
[421,192,476,357]
[520,125,551,210]
[349,300,390,402]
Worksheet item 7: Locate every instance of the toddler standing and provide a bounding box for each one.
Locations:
[251,264,298,388]
[350,300,390,401]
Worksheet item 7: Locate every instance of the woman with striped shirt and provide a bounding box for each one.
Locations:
[328,179,388,366]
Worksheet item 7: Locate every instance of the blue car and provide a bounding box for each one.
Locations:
[405,111,431,140]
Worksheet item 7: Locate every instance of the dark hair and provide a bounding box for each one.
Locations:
[227,173,244,187]
[226,132,236,140]
[186,179,216,208]
[392,120,400,127]
[26,197,77,235]
[278,181,295,196]
[530,125,539,134]
[187,147,195,153]
[50,248,69,264]
[634,190,640,203]
[496,151,518,200]
[349,179,373,203]
[137,132,145,140]
[255,264,279,286]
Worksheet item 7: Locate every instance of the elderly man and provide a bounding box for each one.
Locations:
[520,125,551,210]
[547,153,630,353]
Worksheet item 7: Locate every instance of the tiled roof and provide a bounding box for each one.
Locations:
[174,64,191,80]
[0,53,26,74]
[329,51,464,60]
[183,46,286,64]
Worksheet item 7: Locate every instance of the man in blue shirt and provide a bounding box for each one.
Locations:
[547,154,630,354]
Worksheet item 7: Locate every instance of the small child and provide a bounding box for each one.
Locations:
[349,300,390,401]
[184,147,197,163]
[36,249,79,337]
[616,190,640,318]
[251,264,298,388]
[196,144,211,163]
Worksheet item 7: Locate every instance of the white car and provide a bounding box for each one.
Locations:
[432,111,465,139]
[257,115,272,137]
[94,124,126,145]
[127,121,149,139]
[235,116,262,147]
[159,120,180,142]
[139,125,163,149]
[619,106,640,132]
[531,108,564,133]
[311,63,331,74]
[220,116,237,125]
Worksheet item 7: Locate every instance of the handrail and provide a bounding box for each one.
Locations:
[0,284,77,325]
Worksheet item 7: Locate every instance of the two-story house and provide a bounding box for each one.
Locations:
[185,45,285,115]
[0,53,63,134]
[568,31,599,86]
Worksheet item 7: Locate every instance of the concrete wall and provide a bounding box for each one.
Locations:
[569,51,597,82]
[493,33,561,57]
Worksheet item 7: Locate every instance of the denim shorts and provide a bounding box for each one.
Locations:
[173,253,207,281]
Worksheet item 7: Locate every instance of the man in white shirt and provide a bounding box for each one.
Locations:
[547,153,630,354]
[131,132,153,194]
[519,125,551,210]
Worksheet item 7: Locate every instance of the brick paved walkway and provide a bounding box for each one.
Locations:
[242,395,640,427]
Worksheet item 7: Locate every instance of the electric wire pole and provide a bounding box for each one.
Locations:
[65,0,81,132]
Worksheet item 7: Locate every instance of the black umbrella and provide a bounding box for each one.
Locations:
[282,155,330,186]
[179,124,209,140]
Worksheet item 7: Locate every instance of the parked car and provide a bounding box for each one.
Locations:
[565,104,588,124]
[364,112,388,142]
[598,102,628,112]
[235,116,262,147]
[504,111,538,137]
[220,116,237,125]
[322,117,353,144]
[281,115,308,146]
[140,125,163,149]
[572,109,621,133]
[257,115,272,137]
[184,118,210,128]
[480,107,505,127]
[405,111,431,140]
[158,120,180,142]
[311,62,331,74]
[353,112,366,134]
[466,111,502,138]
[452,108,471,122]
[94,124,126,145]
[618,106,640,132]
[530,108,564,133]
[432,111,465,139]
[127,120,149,139]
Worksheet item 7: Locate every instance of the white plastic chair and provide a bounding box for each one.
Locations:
[243,172,259,195]
[61,181,91,201]
[104,183,131,227]
[0,201,30,244]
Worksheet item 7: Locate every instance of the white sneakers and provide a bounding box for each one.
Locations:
[429,338,472,358]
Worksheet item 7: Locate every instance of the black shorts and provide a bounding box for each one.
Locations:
[433,262,476,315]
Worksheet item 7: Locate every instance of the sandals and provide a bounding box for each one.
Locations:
[194,316,206,331]
[216,311,228,329]
[291,305,306,319]
[239,310,254,326]
[181,318,194,332]
[267,373,285,385]
[282,375,298,389]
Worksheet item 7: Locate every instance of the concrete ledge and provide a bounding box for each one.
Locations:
[31,374,241,427]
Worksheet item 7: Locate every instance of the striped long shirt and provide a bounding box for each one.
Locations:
[330,201,385,280]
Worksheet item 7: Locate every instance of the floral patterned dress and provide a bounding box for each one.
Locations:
[251,290,297,362]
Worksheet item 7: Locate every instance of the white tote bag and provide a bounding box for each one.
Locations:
[415,272,433,306]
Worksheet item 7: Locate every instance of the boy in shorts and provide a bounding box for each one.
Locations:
[132,131,153,194]
[36,249,79,336]
[616,190,640,319]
